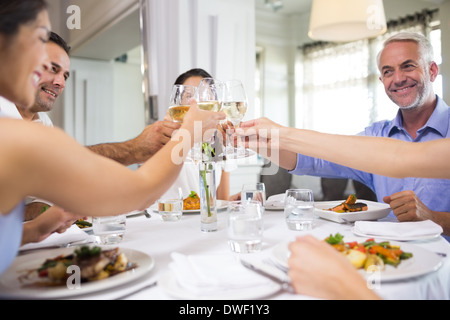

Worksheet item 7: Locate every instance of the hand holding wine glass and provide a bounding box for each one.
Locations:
[168,84,196,123]
[221,80,248,156]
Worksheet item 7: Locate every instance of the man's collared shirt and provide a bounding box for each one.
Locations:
[290,96,450,239]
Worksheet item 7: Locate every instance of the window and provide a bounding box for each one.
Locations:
[296,10,441,135]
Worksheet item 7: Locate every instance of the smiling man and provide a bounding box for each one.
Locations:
[377,34,439,139]
[259,32,450,239]
[14,32,70,124]
[0,32,180,220]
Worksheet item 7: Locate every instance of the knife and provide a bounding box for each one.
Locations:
[240,259,295,293]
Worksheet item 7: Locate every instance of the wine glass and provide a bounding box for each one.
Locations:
[192,78,223,162]
[168,84,196,123]
[221,80,248,157]
[195,78,223,112]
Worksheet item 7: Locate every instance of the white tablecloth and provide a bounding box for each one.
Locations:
[6,207,450,300]
[72,207,450,300]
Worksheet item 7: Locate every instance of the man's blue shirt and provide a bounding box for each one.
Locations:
[290,96,450,239]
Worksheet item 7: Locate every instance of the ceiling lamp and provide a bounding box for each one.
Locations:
[265,0,283,12]
[308,0,387,42]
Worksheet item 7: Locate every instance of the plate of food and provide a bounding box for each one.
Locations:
[74,218,93,232]
[150,191,229,214]
[270,234,443,282]
[314,195,391,223]
[0,246,154,299]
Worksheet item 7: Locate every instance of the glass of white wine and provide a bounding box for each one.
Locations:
[195,78,223,112]
[168,84,196,123]
[221,80,248,157]
[191,78,223,162]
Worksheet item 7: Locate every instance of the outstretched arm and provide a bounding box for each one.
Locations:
[239,117,450,179]
[87,120,181,166]
[0,103,225,217]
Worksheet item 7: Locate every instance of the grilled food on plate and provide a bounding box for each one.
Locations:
[19,246,136,286]
[327,194,368,213]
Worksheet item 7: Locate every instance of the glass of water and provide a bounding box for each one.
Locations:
[158,198,183,222]
[227,201,264,253]
[93,214,126,245]
[241,182,266,207]
[284,189,315,231]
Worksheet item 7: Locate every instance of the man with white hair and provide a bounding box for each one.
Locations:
[280,32,449,239]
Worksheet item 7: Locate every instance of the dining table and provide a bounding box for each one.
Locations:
[2,198,450,302]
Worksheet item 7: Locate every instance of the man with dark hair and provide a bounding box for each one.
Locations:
[49,31,71,55]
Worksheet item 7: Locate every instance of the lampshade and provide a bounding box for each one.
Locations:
[308,0,387,42]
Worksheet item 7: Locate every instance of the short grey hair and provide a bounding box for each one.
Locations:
[377,32,434,69]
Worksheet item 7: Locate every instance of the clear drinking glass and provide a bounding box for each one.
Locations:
[241,182,266,207]
[284,189,315,231]
[158,198,183,221]
[227,201,264,253]
[168,84,196,123]
[195,78,223,112]
[190,78,223,163]
[221,80,248,157]
[93,215,126,244]
[158,187,183,222]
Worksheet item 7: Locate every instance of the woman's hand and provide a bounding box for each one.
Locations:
[288,235,381,300]
[21,206,85,245]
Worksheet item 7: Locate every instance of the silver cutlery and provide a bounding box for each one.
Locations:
[127,210,152,219]
[115,281,158,300]
[19,239,95,255]
[264,258,289,274]
[240,260,295,293]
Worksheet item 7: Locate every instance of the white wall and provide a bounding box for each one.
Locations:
[112,57,146,142]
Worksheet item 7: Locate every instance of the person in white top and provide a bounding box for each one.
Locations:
[2,31,182,220]
[0,0,224,274]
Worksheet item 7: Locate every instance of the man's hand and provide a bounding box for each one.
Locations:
[133,121,181,161]
[87,120,181,166]
[383,190,433,222]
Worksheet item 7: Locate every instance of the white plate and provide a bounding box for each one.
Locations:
[150,200,229,214]
[264,204,284,211]
[271,239,443,282]
[0,247,155,299]
[159,270,281,300]
[315,200,391,223]
[351,227,442,242]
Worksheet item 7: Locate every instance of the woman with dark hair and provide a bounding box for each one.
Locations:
[0,0,50,108]
[174,68,213,86]
[0,1,225,274]
[162,68,232,201]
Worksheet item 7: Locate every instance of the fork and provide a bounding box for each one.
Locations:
[264,258,289,273]
[115,281,158,300]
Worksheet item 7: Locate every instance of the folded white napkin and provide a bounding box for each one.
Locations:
[169,252,274,296]
[265,194,285,208]
[20,225,95,251]
[354,220,443,239]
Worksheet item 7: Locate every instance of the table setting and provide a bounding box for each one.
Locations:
[0,187,449,301]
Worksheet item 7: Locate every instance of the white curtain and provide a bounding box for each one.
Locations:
[139,0,256,124]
